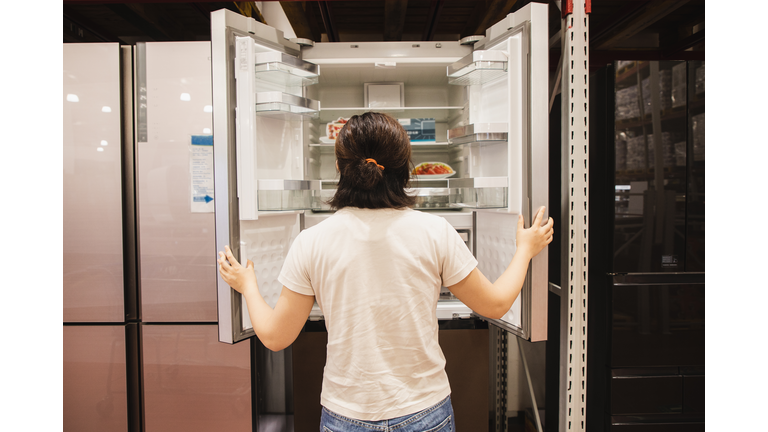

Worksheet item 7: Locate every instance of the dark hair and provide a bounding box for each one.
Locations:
[327,112,415,210]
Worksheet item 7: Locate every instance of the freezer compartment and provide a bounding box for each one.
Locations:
[447,50,508,86]
[255,91,319,118]
[141,325,252,431]
[257,179,321,211]
[63,325,127,432]
[253,51,319,87]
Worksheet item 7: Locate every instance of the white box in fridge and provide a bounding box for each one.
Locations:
[364,82,404,108]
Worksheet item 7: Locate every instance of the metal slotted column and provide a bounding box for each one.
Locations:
[560,0,589,431]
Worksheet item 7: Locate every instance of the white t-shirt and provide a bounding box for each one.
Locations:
[278,207,478,421]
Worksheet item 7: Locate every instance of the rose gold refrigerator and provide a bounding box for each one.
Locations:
[64,41,254,432]
[210,4,550,431]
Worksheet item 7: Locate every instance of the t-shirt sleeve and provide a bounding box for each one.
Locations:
[278,231,315,296]
[440,218,478,287]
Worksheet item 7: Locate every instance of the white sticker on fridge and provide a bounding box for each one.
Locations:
[190,134,214,213]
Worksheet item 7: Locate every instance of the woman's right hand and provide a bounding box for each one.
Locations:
[516,207,554,260]
[218,245,258,296]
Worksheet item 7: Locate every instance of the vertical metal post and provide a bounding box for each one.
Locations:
[491,326,508,432]
[560,0,589,431]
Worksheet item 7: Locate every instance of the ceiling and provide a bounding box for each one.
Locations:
[63,0,705,69]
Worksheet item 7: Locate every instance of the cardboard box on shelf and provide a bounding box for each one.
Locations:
[615,85,640,120]
[671,63,686,108]
[625,132,677,170]
[674,142,686,167]
[692,113,704,161]
[615,134,627,171]
[641,70,672,112]
[695,64,705,95]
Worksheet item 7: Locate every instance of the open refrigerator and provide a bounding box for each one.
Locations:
[211,3,549,346]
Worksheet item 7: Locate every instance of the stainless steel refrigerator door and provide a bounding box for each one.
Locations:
[63,43,125,323]
[212,9,307,343]
[473,3,549,341]
[136,42,218,322]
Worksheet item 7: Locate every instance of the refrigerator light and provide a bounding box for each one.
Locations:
[97,147,104,152]
[101,140,108,146]
[102,106,112,112]
[66,94,79,102]
[204,105,213,113]
[180,93,191,101]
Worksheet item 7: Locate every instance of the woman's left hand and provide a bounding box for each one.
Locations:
[218,245,257,295]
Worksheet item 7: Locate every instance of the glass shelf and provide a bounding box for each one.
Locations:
[257,180,321,211]
[447,123,508,145]
[253,177,507,211]
[255,92,319,118]
[447,50,508,86]
[309,141,451,150]
[409,177,508,209]
[319,107,463,123]
[253,52,319,87]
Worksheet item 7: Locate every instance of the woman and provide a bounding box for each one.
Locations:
[218,112,553,431]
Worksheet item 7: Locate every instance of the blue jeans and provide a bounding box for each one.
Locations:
[320,395,455,432]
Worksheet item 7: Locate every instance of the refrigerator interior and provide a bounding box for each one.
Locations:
[213,2,548,344]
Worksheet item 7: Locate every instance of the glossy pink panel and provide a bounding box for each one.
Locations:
[142,325,252,432]
[63,43,125,322]
[138,42,217,321]
[63,326,127,432]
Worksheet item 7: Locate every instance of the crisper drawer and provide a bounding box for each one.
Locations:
[257,177,509,212]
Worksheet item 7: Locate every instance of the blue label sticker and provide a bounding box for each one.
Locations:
[191,134,213,146]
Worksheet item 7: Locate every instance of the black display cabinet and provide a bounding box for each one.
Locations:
[586,60,705,432]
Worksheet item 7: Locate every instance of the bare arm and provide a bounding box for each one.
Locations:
[218,246,314,351]
[447,207,554,319]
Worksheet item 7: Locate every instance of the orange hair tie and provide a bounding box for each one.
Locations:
[365,158,384,170]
